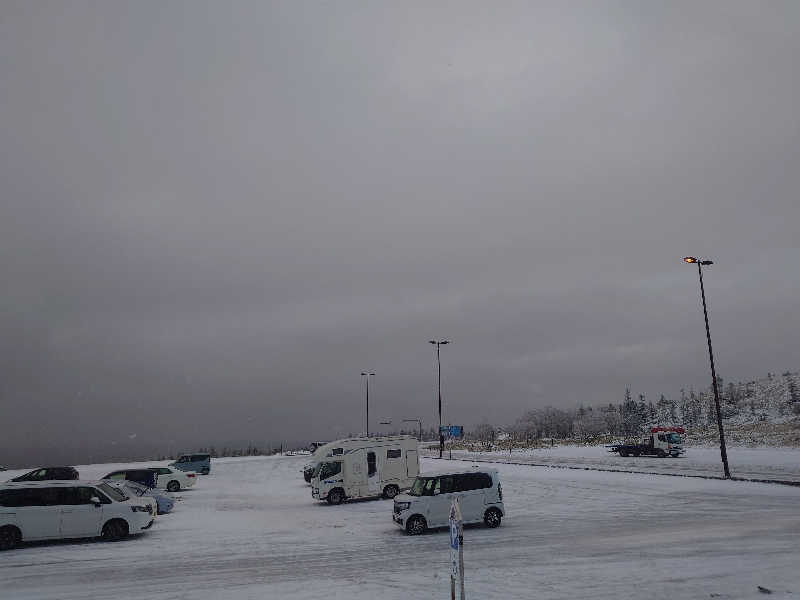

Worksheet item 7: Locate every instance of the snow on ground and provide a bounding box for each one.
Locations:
[2,455,800,599]
[438,444,800,482]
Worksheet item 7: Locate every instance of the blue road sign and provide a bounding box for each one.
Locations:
[441,425,463,438]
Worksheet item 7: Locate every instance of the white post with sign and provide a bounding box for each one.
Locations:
[449,495,466,600]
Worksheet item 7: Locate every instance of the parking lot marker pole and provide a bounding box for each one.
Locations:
[449,496,464,599]
[458,520,465,600]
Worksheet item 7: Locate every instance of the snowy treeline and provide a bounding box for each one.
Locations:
[501,370,800,442]
[156,445,279,460]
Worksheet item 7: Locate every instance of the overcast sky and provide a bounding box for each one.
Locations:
[1,1,798,467]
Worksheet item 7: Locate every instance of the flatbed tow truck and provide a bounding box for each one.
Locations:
[607,426,685,458]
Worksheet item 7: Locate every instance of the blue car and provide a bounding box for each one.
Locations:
[169,453,211,475]
[105,479,175,514]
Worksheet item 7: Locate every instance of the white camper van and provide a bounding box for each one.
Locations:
[303,436,411,484]
[311,436,419,504]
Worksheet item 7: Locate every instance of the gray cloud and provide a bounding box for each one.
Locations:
[1,1,799,466]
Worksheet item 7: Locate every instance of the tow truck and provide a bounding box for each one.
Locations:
[608,426,685,458]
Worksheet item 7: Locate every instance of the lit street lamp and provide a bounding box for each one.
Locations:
[429,339,450,458]
[361,372,375,437]
[683,257,731,479]
[403,418,423,442]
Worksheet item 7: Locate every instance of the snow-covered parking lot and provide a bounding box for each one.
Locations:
[2,455,800,599]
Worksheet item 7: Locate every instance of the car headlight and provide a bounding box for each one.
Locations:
[395,501,411,511]
[131,505,152,513]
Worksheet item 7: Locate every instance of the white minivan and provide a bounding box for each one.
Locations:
[392,468,505,535]
[0,481,155,550]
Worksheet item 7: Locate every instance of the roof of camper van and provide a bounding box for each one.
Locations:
[312,435,417,456]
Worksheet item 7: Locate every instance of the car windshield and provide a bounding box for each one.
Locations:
[666,433,683,444]
[318,461,341,479]
[97,482,127,502]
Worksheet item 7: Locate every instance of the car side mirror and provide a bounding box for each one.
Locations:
[90,496,102,507]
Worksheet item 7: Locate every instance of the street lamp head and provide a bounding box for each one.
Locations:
[429,340,437,345]
[440,340,450,345]
[683,257,698,264]
[700,260,713,266]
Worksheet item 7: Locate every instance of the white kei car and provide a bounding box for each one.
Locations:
[148,467,197,492]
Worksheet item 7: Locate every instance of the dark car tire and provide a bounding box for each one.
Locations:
[167,480,181,492]
[0,526,21,551]
[327,488,345,505]
[101,519,129,542]
[619,451,629,457]
[657,450,667,458]
[382,485,399,499]
[406,515,427,535]
[484,508,502,528]
[200,468,210,475]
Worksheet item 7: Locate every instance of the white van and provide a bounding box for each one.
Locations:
[311,436,419,504]
[392,468,505,535]
[0,481,156,550]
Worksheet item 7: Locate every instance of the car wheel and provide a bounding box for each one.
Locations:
[382,485,399,499]
[406,515,427,535]
[619,451,628,457]
[0,526,21,551]
[101,519,129,542]
[167,480,181,492]
[327,488,345,505]
[657,450,667,458]
[201,467,210,475]
[484,508,502,528]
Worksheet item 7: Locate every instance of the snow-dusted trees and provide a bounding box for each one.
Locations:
[513,407,574,440]
[504,369,798,445]
[602,403,621,435]
[655,395,672,424]
[472,421,496,447]
[620,387,642,437]
[573,406,607,441]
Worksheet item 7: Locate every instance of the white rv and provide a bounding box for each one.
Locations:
[311,436,419,504]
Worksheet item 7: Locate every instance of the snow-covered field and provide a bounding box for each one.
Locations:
[438,444,800,482]
[2,455,800,599]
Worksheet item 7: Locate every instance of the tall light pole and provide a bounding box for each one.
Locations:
[361,372,375,437]
[403,418,423,442]
[429,339,450,458]
[683,257,731,479]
